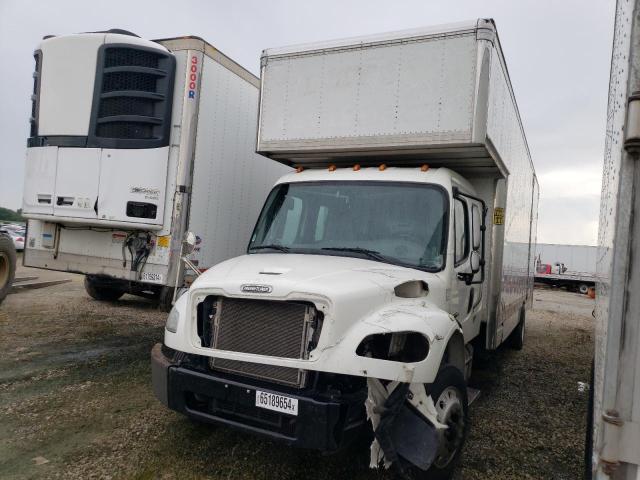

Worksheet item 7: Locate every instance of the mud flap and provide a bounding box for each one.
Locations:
[366,379,446,474]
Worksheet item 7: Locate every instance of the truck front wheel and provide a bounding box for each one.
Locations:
[84,276,125,302]
[0,235,16,305]
[416,365,468,480]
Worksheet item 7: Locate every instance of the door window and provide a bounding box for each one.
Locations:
[454,198,469,265]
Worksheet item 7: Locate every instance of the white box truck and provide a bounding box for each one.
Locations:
[21,30,289,308]
[152,19,538,477]
[588,0,640,477]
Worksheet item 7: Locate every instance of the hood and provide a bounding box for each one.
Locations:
[190,253,447,322]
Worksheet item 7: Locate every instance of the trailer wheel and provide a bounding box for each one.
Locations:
[0,234,16,306]
[578,284,589,295]
[84,276,125,302]
[508,308,526,350]
[408,365,468,480]
[157,286,174,312]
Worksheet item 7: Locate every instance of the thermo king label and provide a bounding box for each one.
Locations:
[493,207,505,225]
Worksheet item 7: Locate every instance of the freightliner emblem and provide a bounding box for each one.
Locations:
[241,284,273,294]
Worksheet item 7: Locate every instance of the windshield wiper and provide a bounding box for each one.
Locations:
[320,247,387,262]
[249,244,291,253]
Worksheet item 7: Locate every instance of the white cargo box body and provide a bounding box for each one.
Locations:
[258,19,528,174]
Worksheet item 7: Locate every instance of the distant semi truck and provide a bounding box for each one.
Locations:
[534,243,597,294]
[20,30,289,308]
[152,19,538,478]
[588,0,640,477]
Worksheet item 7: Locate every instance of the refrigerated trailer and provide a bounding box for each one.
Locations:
[152,19,538,478]
[21,30,289,307]
[589,0,640,477]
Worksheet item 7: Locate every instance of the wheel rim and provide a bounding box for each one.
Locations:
[579,285,588,294]
[433,386,465,468]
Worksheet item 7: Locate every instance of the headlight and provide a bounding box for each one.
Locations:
[165,306,180,333]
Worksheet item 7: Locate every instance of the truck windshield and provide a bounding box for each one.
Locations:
[248,181,447,271]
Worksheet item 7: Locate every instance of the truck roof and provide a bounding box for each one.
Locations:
[262,19,490,57]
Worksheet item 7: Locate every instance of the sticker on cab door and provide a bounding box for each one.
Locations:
[493,207,505,225]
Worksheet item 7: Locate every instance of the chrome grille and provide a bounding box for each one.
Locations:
[208,297,314,387]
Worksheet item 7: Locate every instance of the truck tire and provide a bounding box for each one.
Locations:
[508,308,526,350]
[84,276,125,302]
[408,365,468,480]
[0,235,16,306]
[578,284,589,295]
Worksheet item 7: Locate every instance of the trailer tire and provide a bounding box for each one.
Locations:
[0,234,16,306]
[157,286,174,312]
[508,308,526,350]
[405,365,468,480]
[84,276,125,302]
[578,284,589,295]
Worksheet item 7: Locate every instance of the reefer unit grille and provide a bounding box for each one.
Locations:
[206,297,316,388]
[88,44,175,148]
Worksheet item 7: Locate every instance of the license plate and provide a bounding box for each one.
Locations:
[255,390,298,416]
[141,272,163,283]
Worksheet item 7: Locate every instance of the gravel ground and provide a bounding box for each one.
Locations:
[0,263,594,480]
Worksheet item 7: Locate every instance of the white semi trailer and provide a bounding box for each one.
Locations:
[589,0,640,477]
[152,19,538,478]
[21,30,289,308]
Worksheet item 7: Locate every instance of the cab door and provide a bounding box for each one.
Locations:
[452,196,474,337]
[452,194,485,340]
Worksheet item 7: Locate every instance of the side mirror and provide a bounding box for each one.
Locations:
[470,250,480,274]
[183,231,197,255]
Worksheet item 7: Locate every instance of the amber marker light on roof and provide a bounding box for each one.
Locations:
[379,164,387,171]
[421,164,430,172]
[353,164,361,171]
[296,166,304,173]
[328,165,337,171]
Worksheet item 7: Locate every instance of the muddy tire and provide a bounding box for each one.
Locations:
[0,234,16,306]
[84,276,125,302]
[408,365,468,480]
[508,308,526,350]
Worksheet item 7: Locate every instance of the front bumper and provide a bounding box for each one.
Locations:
[151,343,368,452]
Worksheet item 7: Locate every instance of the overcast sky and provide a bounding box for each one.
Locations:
[0,0,615,245]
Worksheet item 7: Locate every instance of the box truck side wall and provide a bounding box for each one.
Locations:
[593,0,640,477]
[187,54,289,269]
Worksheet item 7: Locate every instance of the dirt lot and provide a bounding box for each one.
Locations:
[0,262,594,480]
